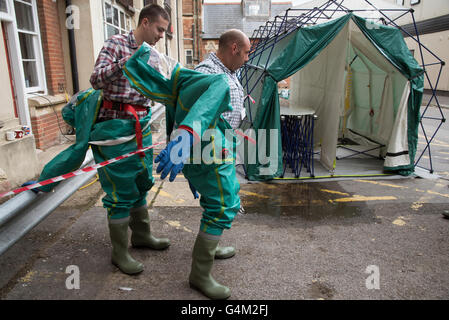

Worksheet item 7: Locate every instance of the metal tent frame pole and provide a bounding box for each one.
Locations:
[238,0,446,175]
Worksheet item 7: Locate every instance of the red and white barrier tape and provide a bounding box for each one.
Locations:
[235,130,257,145]
[0,142,164,199]
[246,95,256,104]
[0,127,259,199]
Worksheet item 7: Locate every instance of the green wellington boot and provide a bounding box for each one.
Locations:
[189,233,231,300]
[129,206,170,250]
[108,220,144,275]
[215,246,236,259]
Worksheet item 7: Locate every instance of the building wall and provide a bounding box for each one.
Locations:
[182,0,202,67]
[406,30,449,91]
[385,0,449,92]
[0,22,15,121]
[37,0,67,95]
[28,0,70,150]
[387,0,449,24]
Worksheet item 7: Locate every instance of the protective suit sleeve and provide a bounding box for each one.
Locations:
[178,73,232,141]
[36,89,102,192]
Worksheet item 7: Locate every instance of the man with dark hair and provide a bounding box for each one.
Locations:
[88,4,171,275]
[138,3,170,26]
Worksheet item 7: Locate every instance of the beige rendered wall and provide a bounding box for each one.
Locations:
[406,30,449,91]
[60,0,182,96]
[134,0,182,61]
[384,0,449,91]
[386,0,449,24]
[0,22,16,121]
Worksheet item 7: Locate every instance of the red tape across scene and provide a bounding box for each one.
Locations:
[0,142,163,199]
[0,129,257,199]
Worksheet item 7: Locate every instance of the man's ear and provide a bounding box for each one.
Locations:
[142,17,150,27]
[231,43,238,55]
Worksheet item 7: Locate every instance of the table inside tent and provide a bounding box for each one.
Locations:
[280,106,317,178]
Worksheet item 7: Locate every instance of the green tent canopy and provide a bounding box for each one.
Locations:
[240,13,424,181]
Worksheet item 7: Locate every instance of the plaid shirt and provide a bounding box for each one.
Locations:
[90,30,150,121]
[195,53,245,129]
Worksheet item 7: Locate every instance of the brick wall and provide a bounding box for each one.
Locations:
[182,0,202,66]
[37,0,67,96]
[28,95,70,150]
[32,0,68,150]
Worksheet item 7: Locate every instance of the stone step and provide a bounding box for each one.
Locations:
[0,118,28,143]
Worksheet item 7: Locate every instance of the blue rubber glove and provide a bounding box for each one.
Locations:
[155,129,193,182]
[187,179,199,199]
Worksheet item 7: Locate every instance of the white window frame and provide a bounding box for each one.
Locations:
[1,0,46,127]
[13,0,46,94]
[185,49,193,66]
[102,0,132,40]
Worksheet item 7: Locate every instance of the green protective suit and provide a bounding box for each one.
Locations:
[37,88,155,220]
[123,44,240,236]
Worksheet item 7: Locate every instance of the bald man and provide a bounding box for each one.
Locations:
[195,29,251,129]
[195,29,250,216]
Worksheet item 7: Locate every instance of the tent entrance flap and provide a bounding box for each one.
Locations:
[241,13,424,181]
[288,18,409,175]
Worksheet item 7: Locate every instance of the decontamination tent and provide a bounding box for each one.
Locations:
[241,12,424,181]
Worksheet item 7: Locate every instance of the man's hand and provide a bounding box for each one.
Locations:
[154,129,193,182]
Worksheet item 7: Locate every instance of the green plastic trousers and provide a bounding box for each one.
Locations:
[123,44,241,236]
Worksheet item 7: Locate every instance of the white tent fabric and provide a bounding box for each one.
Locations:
[289,22,349,171]
[288,18,410,172]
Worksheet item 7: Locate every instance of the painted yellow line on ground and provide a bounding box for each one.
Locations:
[418,141,449,147]
[166,220,181,228]
[421,155,449,160]
[439,151,449,155]
[151,186,185,203]
[355,179,408,189]
[320,189,350,196]
[434,139,449,146]
[240,190,270,199]
[410,182,446,210]
[157,189,173,198]
[165,220,193,233]
[330,195,397,203]
[392,217,407,226]
[427,190,449,199]
[411,202,423,211]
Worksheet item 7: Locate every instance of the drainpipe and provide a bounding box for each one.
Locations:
[176,0,180,62]
[66,0,79,93]
[193,0,198,63]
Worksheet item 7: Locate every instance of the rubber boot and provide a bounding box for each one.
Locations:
[189,232,231,300]
[129,206,170,250]
[215,246,235,259]
[108,220,144,275]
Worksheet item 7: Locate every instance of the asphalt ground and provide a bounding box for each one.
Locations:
[0,104,448,308]
[0,173,448,302]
